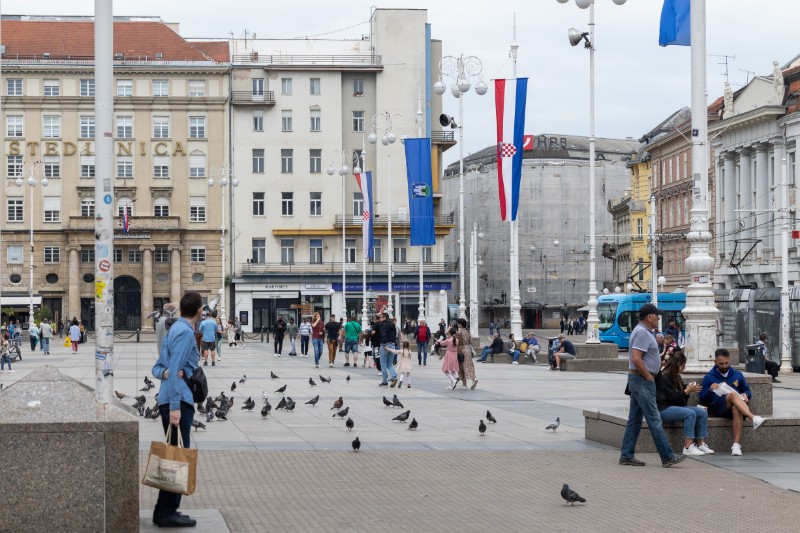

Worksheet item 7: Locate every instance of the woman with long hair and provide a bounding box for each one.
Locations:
[439,327,460,390]
[311,312,325,368]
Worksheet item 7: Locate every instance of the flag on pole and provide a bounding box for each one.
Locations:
[659,0,691,47]
[354,171,374,259]
[495,77,528,222]
[123,204,130,234]
[403,138,435,246]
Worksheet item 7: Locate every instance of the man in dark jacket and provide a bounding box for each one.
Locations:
[553,334,576,370]
[273,314,287,356]
[479,333,504,363]
[378,312,397,387]
[324,314,342,368]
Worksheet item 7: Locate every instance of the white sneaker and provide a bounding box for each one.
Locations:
[329,363,334,368]
[683,444,706,456]
[512,361,519,365]
[752,416,765,430]
[697,443,715,454]
[731,443,742,456]
[273,354,278,357]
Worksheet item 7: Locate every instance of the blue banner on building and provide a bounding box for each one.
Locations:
[403,138,435,246]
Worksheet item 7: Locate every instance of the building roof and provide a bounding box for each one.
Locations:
[0,18,215,62]
[191,41,230,63]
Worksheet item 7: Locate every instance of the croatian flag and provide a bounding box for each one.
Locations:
[354,171,374,259]
[123,205,130,234]
[659,0,690,47]
[495,78,528,222]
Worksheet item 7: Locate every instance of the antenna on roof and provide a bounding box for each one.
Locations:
[709,53,736,83]
[737,68,756,86]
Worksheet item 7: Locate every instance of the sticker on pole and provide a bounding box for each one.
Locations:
[103,194,113,205]
[792,230,800,239]
[98,259,111,272]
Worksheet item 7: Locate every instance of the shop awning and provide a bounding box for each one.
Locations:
[1,296,42,306]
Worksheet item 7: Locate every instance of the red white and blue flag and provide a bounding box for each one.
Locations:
[354,171,374,259]
[123,204,130,233]
[495,77,528,222]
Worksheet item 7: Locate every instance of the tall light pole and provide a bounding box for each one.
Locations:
[208,164,238,323]
[469,222,483,338]
[17,162,48,331]
[561,0,627,343]
[328,149,362,320]
[415,89,426,324]
[433,54,487,322]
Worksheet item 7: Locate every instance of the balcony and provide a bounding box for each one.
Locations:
[231,91,276,105]
[431,130,456,150]
[231,53,383,70]
[333,213,455,227]
[629,200,647,212]
[69,216,180,231]
[241,261,457,275]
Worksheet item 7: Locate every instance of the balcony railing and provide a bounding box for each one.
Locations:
[231,91,276,105]
[241,261,456,275]
[431,131,456,143]
[69,216,180,230]
[334,213,454,227]
[232,54,382,67]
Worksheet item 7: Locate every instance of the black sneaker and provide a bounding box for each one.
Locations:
[662,455,686,468]
[378,382,388,387]
[344,363,350,367]
[619,457,646,467]
[154,513,197,528]
[211,362,216,366]
[203,361,208,366]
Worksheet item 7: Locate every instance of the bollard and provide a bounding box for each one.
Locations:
[261,327,265,342]
[136,329,140,343]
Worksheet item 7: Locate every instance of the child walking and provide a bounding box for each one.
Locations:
[1,333,14,373]
[386,341,414,388]
[439,328,460,390]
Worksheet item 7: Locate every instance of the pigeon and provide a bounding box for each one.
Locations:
[479,420,487,436]
[206,397,218,411]
[393,410,411,422]
[331,396,344,410]
[309,377,317,387]
[206,410,214,422]
[332,406,350,419]
[139,384,152,392]
[275,384,287,394]
[114,391,126,400]
[382,396,393,408]
[486,411,497,424]
[133,394,146,407]
[144,376,155,389]
[239,374,247,384]
[284,400,296,412]
[214,391,228,403]
[192,419,207,431]
[306,395,320,406]
[226,397,235,411]
[345,417,354,431]
[231,381,237,392]
[318,375,331,383]
[276,397,287,410]
[261,392,269,403]
[261,403,271,418]
[352,436,361,452]
[271,371,279,380]
[561,484,586,506]
[148,408,160,420]
[242,397,256,411]
[408,418,418,431]
[215,410,228,420]
[196,402,206,415]
[392,395,403,408]
[346,375,351,382]
[141,405,149,417]
[546,417,561,433]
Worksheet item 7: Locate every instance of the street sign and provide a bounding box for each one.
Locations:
[526,287,536,293]
[792,230,800,239]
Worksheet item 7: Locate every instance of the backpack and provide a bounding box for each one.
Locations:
[184,366,208,404]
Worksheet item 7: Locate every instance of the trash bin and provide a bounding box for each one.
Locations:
[745,344,765,375]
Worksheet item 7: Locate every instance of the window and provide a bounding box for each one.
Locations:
[7,115,23,137]
[310,109,321,132]
[281,110,293,131]
[7,245,23,263]
[7,198,23,222]
[153,116,169,138]
[43,156,60,178]
[253,111,264,132]
[309,239,323,264]
[154,246,170,262]
[80,79,95,96]
[393,238,407,263]
[43,79,60,96]
[371,238,382,263]
[116,116,133,138]
[81,198,95,217]
[44,246,60,263]
[128,249,142,263]
[186,152,205,178]
[7,79,22,96]
[81,248,95,263]
[280,239,295,264]
[189,197,206,222]
[153,198,170,217]
[188,80,205,97]
[353,79,364,96]
[152,80,169,97]
[309,192,322,216]
[252,192,265,215]
[252,78,264,96]
[353,192,363,216]
[189,116,206,138]
[310,149,322,173]
[281,192,293,216]
[252,149,265,173]
[153,155,170,178]
[43,115,61,138]
[7,155,23,177]
[281,149,293,173]
[423,246,433,264]
[281,78,292,95]
[117,200,133,217]
[114,248,123,263]
[80,116,95,138]
[310,78,321,95]
[352,111,365,132]
[191,247,206,263]
[251,239,266,264]
[636,219,643,240]
[345,239,356,264]
[117,156,133,178]
[116,79,132,96]
[80,155,96,178]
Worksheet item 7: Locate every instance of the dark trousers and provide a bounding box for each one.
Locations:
[274,334,284,354]
[765,360,780,379]
[154,402,194,520]
[300,335,309,355]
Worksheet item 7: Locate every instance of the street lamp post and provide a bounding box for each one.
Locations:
[560,0,627,343]
[208,164,238,323]
[17,162,48,330]
[433,54,487,323]
[328,149,362,320]
[469,223,484,338]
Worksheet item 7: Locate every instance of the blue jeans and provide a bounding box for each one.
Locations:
[379,343,397,383]
[510,349,520,362]
[300,335,309,355]
[480,346,492,362]
[153,401,194,521]
[1,354,11,370]
[41,337,50,353]
[344,339,359,354]
[417,342,428,364]
[620,374,676,463]
[660,405,709,441]
[312,338,324,364]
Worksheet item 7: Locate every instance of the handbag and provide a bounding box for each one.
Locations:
[183,366,208,404]
[142,425,197,495]
[64,336,71,347]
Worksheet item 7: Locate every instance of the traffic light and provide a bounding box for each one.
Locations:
[657,255,664,270]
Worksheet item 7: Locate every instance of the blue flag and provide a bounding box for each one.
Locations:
[403,138,435,246]
[659,0,690,47]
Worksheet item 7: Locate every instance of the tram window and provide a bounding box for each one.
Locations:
[618,311,636,333]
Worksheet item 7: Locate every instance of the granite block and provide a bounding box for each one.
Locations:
[564,358,629,372]
[575,342,620,360]
[682,372,773,416]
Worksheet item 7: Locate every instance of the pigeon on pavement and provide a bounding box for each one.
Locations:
[242,397,256,410]
[346,375,351,382]
[408,418,418,431]
[206,410,214,422]
[352,436,361,452]
[382,396,393,408]
[140,405,147,417]
[231,381,237,392]
[114,391,126,400]
[284,400,296,412]
[561,484,586,505]
[271,371,279,380]
[239,374,247,384]
[275,384,287,394]
[479,420,487,435]
[261,403,270,418]
[319,375,331,383]
[309,377,317,387]
[331,396,344,410]
[214,410,228,421]
[192,419,207,431]
[276,397,287,410]
[392,410,411,422]
[345,417,354,431]
[486,411,497,424]
[332,406,350,419]
[392,395,403,408]
[546,417,561,433]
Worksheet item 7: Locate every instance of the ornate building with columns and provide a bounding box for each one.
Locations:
[1,16,229,329]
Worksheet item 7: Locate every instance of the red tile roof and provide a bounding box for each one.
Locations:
[191,41,229,63]
[707,96,724,114]
[0,20,215,62]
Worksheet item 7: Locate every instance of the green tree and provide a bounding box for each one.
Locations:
[34,307,53,324]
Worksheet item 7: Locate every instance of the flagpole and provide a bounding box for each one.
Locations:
[361,135,369,331]
[509,13,523,340]
[416,88,426,325]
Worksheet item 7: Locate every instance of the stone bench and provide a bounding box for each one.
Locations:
[474,352,535,365]
[562,358,629,372]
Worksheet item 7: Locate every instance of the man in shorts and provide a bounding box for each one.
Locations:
[342,316,362,367]
[199,312,218,366]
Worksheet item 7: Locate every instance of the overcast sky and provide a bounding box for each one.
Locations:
[3,0,796,162]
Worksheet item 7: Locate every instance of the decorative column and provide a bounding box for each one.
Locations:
[140,245,154,326]
[723,152,737,261]
[68,247,81,321]
[169,245,182,304]
[739,147,752,242]
[754,144,769,259]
